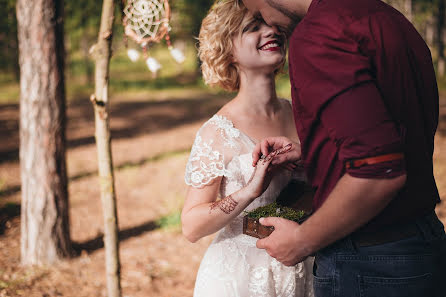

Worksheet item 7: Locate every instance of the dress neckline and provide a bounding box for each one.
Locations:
[213,114,259,144]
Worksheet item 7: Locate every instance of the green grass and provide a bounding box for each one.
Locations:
[0,41,208,104]
[3,39,446,105]
[156,211,182,232]
[0,73,20,104]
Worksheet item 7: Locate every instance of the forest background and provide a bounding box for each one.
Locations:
[0,0,445,296]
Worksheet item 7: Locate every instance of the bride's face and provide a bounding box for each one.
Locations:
[231,15,286,74]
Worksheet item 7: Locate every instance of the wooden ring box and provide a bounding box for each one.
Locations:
[242,213,310,239]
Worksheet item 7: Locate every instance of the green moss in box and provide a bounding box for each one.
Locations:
[245,202,306,222]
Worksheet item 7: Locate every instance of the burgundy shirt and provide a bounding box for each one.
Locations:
[289,0,440,232]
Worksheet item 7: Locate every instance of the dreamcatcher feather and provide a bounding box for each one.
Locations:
[122,0,185,73]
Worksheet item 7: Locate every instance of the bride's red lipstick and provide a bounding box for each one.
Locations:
[258,40,281,52]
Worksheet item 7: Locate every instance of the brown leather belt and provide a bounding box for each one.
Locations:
[351,222,420,247]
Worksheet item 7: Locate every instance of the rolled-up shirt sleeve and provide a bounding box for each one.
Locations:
[319,81,406,178]
[290,14,406,179]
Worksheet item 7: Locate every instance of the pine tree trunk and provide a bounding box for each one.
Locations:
[91,1,122,297]
[16,0,71,265]
[404,0,412,22]
[426,17,435,47]
[438,0,445,77]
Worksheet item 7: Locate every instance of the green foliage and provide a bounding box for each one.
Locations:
[170,0,213,39]
[64,0,102,52]
[3,0,446,98]
[0,0,19,80]
[156,211,181,231]
[244,202,306,222]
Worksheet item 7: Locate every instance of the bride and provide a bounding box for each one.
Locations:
[181,1,314,296]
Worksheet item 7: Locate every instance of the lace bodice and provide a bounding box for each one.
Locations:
[185,114,293,211]
[184,114,314,297]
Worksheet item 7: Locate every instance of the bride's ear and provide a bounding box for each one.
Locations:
[230,53,238,64]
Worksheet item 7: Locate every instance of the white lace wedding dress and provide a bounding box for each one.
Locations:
[185,114,314,297]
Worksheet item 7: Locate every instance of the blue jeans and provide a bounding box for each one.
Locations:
[313,211,446,297]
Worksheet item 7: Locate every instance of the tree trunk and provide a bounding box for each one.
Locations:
[438,0,445,76]
[91,1,122,297]
[404,0,412,22]
[426,16,435,48]
[16,0,71,265]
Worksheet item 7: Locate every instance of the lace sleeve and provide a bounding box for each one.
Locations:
[184,115,241,188]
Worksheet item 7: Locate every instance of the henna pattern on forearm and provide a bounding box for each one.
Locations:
[209,195,239,214]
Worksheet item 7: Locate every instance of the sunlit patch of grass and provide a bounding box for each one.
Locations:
[65,40,208,102]
[108,41,200,93]
[0,73,19,104]
[0,267,50,295]
[156,211,182,232]
[436,75,446,95]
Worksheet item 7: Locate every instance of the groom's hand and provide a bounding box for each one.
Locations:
[252,136,301,167]
[256,217,311,266]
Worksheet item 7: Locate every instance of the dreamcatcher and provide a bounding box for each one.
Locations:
[122,0,185,73]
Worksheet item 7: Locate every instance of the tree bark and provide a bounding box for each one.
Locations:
[91,1,122,297]
[438,0,445,76]
[404,0,412,22]
[16,0,71,265]
[426,16,435,48]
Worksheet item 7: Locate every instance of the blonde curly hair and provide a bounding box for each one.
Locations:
[198,0,285,92]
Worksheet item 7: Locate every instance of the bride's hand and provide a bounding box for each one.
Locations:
[243,157,275,200]
[252,136,301,168]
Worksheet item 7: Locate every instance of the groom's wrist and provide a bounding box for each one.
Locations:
[293,226,317,258]
[294,218,324,257]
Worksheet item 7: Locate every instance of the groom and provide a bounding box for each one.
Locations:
[243,0,446,296]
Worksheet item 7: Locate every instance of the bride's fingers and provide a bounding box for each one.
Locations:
[260,141,272,160]
[252,143,263,166]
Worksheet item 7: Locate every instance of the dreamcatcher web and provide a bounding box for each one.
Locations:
[123,0,169,43]
[122,0,185,73]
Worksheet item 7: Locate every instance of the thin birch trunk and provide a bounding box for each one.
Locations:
[17,0,71,265]
[90,0,122,296]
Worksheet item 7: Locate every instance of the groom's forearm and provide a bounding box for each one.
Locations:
[297,173,407,255]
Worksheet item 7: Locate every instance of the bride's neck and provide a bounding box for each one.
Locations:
[234,71,279,117]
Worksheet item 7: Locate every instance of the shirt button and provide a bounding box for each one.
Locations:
[386,169,392,173]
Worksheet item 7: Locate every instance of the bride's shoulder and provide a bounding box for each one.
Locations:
[195,113,241,144]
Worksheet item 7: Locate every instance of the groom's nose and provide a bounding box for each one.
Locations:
[263,24,281,37]
[271,25,281,35]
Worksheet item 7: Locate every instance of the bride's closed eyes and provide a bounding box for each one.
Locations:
[242,19,263,33]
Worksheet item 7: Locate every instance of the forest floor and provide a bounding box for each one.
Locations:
[0,90,445,297]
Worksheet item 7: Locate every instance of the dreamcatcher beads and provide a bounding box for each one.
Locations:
[165,33,185,63]
[146,57,162,72]
[127,48,140,62]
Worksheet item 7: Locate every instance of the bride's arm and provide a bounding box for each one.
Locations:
[181,158,273,243]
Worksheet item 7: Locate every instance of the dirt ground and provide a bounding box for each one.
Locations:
[0,91,445,297]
